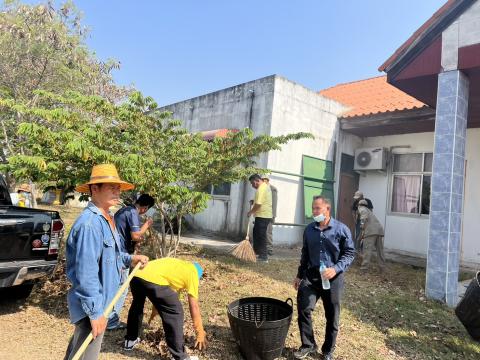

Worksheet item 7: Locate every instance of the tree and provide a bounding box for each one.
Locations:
[0,0,129,190]
[0,90,313,256]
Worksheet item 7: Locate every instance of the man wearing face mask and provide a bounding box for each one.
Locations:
[293,196,355,360]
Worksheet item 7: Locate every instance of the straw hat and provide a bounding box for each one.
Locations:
[18,183,31,192]
[75,164,134,193]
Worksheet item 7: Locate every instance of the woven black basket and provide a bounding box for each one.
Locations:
[227,297,293,360]
[455,272,480,342]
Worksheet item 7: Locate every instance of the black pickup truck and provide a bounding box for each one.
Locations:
[0,176,64,299]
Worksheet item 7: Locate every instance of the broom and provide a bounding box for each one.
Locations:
[71,262,143,360]
[231,216,257,262]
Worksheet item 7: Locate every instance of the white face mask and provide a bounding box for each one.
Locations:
[313,213,326,223]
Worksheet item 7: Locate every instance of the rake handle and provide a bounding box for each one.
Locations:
[71,262,142,360]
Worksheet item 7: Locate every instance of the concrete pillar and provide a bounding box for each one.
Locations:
[426,70,469,306]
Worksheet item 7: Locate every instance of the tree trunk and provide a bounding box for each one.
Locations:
[174,214,182,257]
[29,180,37,208]
[159,202,167,257]
[4,172,16,193]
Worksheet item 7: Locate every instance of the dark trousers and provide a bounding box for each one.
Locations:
[253,217,271,260]
[297,272,344,354]
[126,277,186,360]
[64,317,105,360]
[266,220,273,254]
[354,218,362,251]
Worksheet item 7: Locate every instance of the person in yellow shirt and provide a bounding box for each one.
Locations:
[123,258,206,360]
[247,174,273,262]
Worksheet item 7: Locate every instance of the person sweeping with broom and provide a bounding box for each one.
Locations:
[64,164,149,360]
[247,174,273,263]
[123,257,206,360]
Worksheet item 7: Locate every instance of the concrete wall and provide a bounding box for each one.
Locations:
[461,128,480,266]
[356,130,479,266]
[267,76,346,245]
[160,75,346,245]
[160,76,276,237]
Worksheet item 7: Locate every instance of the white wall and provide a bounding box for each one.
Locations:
[160,74,348,246]
[358,130,480,266]
[268,76,346,245]
[461,128,480,265]
[160,76,276,237]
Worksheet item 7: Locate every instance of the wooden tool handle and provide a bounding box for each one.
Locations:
[71,261,143,360]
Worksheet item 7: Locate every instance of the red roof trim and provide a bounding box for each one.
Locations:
[379,0,458,72]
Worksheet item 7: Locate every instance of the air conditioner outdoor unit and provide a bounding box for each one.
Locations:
[354,147,388,171]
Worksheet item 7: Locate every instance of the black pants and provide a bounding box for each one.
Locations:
[355,218,362,251]
[252,217,271,260]
[126,277,186,360]
[297,272,344,354]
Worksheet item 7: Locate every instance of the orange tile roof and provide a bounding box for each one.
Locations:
[319,76,428,118]
[201,128,238,140]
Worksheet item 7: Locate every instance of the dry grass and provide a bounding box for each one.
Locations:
[2,248,475,360]
[1,205,478,359]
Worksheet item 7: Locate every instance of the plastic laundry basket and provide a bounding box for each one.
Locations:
[455,271,480,342]
[227,297,293,360]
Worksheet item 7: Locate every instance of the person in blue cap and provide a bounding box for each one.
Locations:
[124,258,206,360]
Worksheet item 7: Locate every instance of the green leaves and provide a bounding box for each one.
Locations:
[2,88,311,215]
[0,1,313,242]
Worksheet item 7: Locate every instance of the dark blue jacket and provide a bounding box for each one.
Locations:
[297,218,355,280]
[114,205,141,254]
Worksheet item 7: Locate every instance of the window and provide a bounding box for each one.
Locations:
[204,183,231,196]
[391,153,431,215]
[212,183,231,196]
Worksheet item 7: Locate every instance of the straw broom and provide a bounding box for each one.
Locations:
[231,216,257,262]
[71,262,142,360]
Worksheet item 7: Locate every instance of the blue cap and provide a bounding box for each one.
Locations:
[193,261,203,279]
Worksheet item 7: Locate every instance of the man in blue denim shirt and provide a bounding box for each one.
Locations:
[64,164,148,360]
[293,196,355,360]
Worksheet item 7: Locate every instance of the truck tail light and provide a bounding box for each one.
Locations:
[48,219,65,255]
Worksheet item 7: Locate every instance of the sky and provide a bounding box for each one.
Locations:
[66,0,447,106]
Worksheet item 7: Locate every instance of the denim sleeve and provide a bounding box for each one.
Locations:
[128,208,141,233]
[121,251,132,268]
[333,224,355,274]
[72,224,104,320]
[296,227,310,279]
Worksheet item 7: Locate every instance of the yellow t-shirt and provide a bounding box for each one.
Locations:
[254,182,273,218]
[134,258,199,298]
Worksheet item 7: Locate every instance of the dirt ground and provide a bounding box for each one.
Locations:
[1,205,479,359]
[1,247,480,360]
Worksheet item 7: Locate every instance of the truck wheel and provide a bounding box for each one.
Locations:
[7,283,34,300]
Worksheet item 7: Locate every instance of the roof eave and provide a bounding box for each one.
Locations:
[340,107,436,137]
[379,0,475,75]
